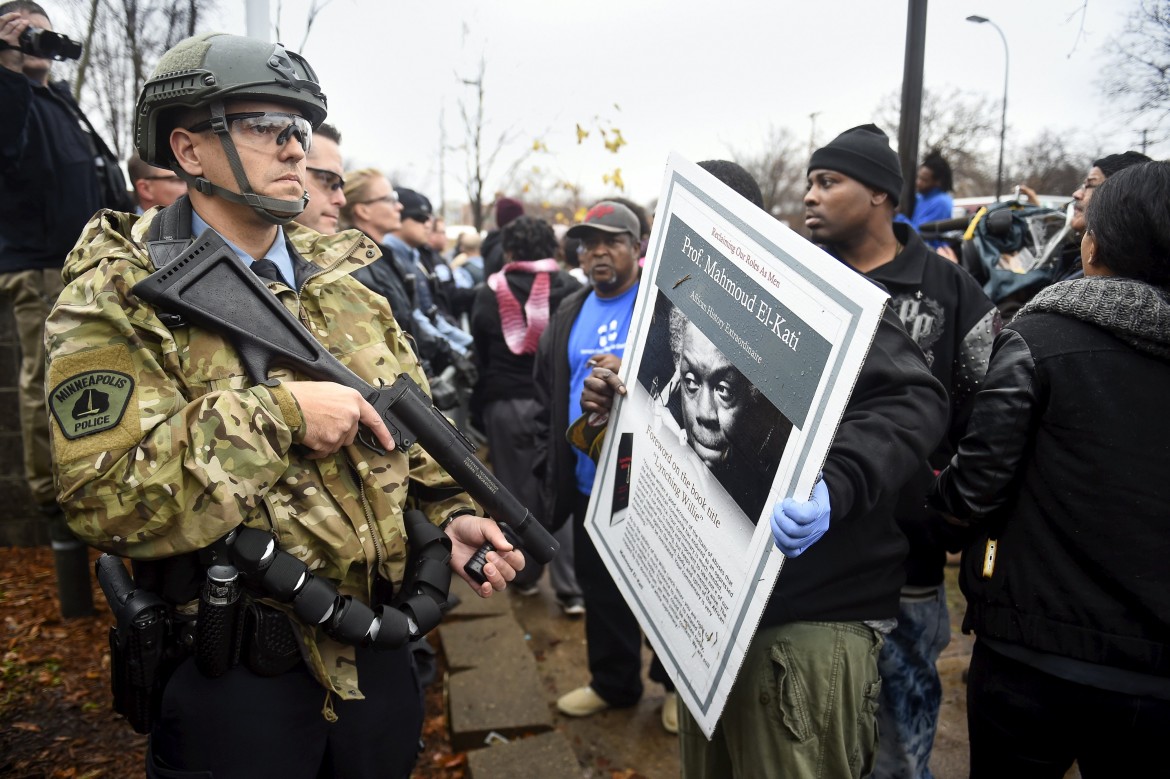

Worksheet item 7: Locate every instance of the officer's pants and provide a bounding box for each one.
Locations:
[149,643,423,779]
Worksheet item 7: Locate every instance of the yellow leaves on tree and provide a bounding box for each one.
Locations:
[574,112,628,191]
[601,127,626,153]
[602,168,625,192]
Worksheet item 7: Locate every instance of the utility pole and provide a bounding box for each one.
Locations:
[245,0,270,41]
[808,111,821,157]
[897,0,928,218]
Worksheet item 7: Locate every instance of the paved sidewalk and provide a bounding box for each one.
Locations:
[445,563,1036,778]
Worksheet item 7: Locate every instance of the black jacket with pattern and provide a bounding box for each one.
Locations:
[867,223,1001,586]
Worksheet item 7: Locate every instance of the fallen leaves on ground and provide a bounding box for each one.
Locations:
[0,545,464,778]
[611,769,649,779]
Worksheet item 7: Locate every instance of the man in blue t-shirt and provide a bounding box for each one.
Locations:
[533,201,676,730]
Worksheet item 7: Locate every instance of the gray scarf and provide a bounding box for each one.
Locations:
[1014,276,1170,361]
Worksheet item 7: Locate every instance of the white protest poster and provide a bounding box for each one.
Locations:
[584,153,889,738]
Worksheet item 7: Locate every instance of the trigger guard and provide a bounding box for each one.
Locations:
[357,426,388,456]
[381,417,410,449]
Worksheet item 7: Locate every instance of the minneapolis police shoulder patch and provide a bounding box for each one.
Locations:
[49,370,135,440]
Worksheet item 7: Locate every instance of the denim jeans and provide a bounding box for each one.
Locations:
[680,621,884,779]
[872,585,951,779]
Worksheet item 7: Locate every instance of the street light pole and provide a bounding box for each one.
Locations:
[967,14,1008,200]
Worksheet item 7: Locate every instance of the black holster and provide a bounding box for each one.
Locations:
[97,554,186,735]
[240,601,301,676]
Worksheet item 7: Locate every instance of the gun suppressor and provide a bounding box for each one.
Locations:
[132,231,559,575]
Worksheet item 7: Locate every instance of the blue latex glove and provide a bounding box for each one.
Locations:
[771,476,831,557]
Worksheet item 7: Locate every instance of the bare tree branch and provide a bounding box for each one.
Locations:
[729,126,806,228]
[1006,129,1091,195]
[450,55,531,229]
[64,0,214,159]
[71,0,100,100]
[876,86,1001,195]
[1102,0,1170,134]
[1065,0,1089,57]
[299,0,335,51]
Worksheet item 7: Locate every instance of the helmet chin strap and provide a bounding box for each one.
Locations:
[179,100,308,225]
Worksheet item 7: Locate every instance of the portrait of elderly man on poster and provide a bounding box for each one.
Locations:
[636,294,792,524]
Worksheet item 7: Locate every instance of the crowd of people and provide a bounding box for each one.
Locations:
[2,3,1168,777]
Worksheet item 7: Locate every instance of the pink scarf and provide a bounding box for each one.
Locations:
[489,259,561,355]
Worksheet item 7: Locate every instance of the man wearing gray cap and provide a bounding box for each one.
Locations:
[534,201,677,731]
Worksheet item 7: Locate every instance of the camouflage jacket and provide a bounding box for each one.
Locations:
[45,207,477,699]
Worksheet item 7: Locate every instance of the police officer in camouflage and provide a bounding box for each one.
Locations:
[44,32,522,778]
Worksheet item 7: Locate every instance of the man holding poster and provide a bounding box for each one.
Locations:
[580,160,949,777]
[587,290,950,778]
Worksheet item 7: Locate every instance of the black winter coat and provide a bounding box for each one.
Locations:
[760,305,948,626]
[532,285,592,531]
[868,223,1001,586]
[933,278,1170,679]
[0,68,113,271]
[470,268,580,414]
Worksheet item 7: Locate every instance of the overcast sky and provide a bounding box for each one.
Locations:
[204,0,1152,217]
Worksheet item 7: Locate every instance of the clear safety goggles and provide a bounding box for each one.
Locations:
[188,111,313,154]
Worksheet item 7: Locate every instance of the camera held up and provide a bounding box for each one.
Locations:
[0,25,83,60]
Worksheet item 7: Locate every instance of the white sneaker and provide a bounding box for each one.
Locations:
[661,692,679,734]
[557,686,610,717]
[556,596,586,617]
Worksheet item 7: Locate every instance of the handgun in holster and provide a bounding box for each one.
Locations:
[96,553,176,734]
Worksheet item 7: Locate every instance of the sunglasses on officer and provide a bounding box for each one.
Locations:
[187,112,313,154]
[307,167,345,192]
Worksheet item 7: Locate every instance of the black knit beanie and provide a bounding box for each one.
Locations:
[1093,150,1151,178]
[808,124,903,206]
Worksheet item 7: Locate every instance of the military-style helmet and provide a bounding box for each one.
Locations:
[134,33,328,224]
